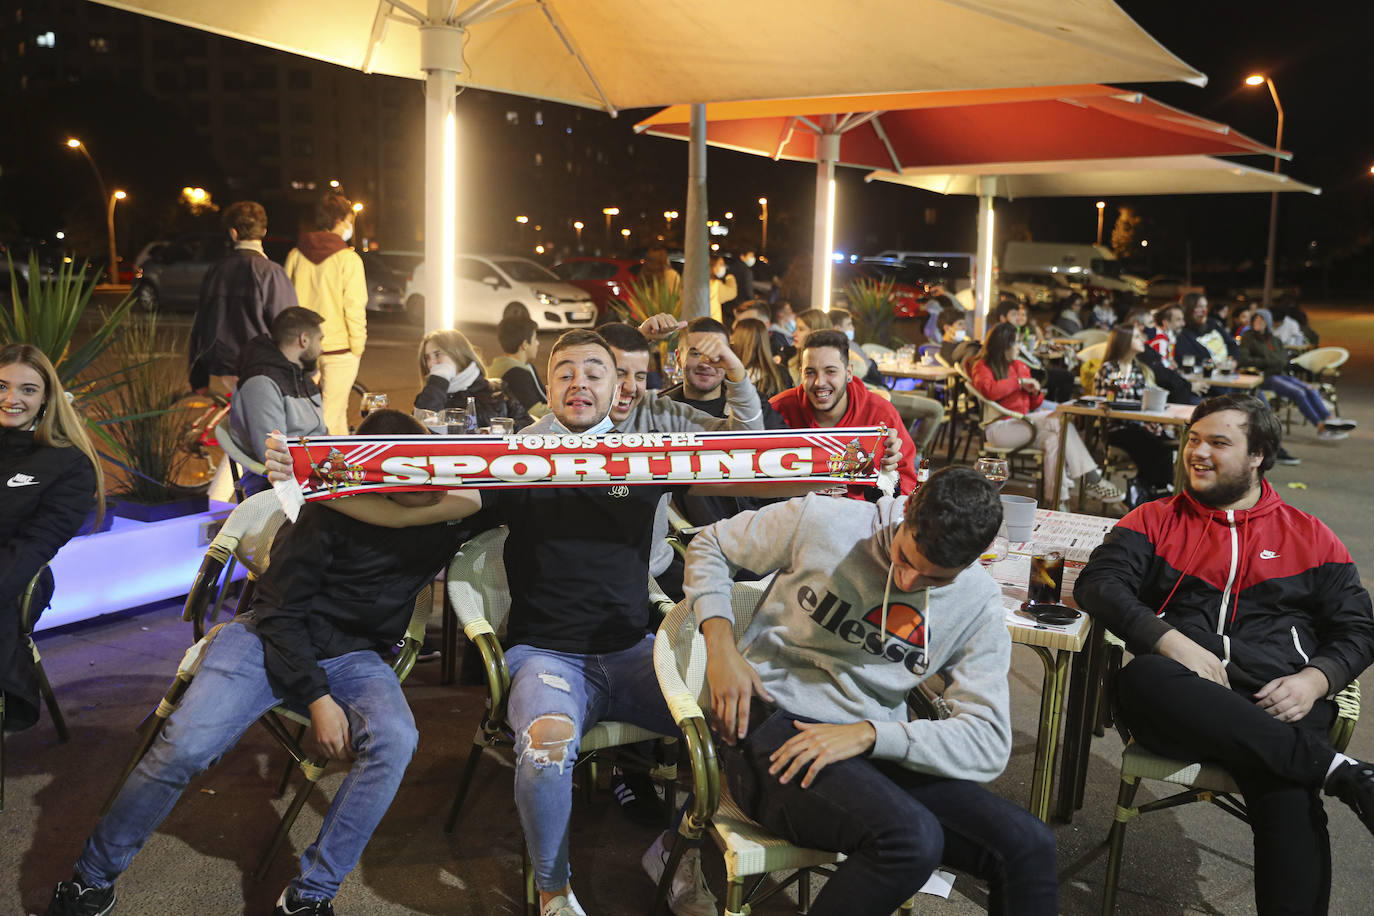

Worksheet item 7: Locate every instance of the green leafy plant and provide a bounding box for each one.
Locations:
[2,253,136,387]
[843,277,899,347]
[91,313,202,502]
[614,276,683,331]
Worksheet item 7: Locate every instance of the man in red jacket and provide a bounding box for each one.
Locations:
[1075,393,1374,914]
[771,329,918,496]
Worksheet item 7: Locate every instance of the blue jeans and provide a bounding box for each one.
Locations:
[506,635,677,892]
[75,622,418,901]
[1263,374,1329,428]
[715,709,1059,916]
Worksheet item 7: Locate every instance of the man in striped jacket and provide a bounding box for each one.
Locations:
[1076,393,1374,914]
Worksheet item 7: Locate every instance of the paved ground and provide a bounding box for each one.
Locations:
[4,301,1373,915]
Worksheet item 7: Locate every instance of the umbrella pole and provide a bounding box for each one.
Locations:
[683,103,710,321]
[973,177,996,340]
[421,20,465,333]
[811,133,839,312]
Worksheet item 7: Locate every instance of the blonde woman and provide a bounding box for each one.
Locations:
[729,317,790,400]
[414,329,533,429]
[1,343,103,731]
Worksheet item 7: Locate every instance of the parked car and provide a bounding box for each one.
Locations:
[361,250,423,318]
[405,255,598,330]
[134,232,230,311]
[552,256,642,317]
[833,263,928,318]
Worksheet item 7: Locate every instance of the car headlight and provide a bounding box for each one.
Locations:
[536,291,559,305]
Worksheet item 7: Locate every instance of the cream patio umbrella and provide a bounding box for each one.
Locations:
[866,154,1320,334]
[90,0,1206,326]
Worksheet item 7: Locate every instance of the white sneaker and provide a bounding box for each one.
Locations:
[1084,478,1125,504]
[1318,428,1349,441]
[641,833,718,916]
[540,894,581,916]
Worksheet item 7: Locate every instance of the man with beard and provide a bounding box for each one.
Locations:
[1075,393,1374,915]
[227,307,328,496]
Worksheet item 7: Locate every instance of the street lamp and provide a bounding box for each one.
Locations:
[65,138,122,283]
[1095,201,1106,246]
[573,220,584,244]
[516,215,529,224]
[602,207,619,243]
[329,179,341,189]
[1245,73,1284,309]
[758,197,769,250]
[664,210,678,231]
[723,211,734,220]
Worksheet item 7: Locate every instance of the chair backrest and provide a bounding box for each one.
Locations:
[445,526,512,634]
[861,342,894,359]
[216,490,289,577]
[19,566,47,635]
[214,418,267,476]
[658,580,769,711]
[955,363,1026,427]
[1292,346,1348,375]
[1078,341,1108,390]
[1071,328,1109,346]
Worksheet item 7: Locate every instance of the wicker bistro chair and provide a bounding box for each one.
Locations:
[443,527,680,914]
[213,417,267,504]
[183,490,285,643]
[1,566,71,812]
[98,492,436,879]
[653,583,923,916]
[953,364,1045,501]
[1101,679,1362,914]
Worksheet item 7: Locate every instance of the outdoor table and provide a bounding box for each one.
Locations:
[874,360,956,382]
[1048,337,1086,349]
[1048,401,1195,505]
[988,507,1114,821]
[1181,371,1263,391]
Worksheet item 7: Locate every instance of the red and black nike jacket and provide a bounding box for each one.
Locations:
[1075,480,1374,693]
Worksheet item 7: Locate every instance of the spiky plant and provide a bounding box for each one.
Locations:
[843,277,899,347]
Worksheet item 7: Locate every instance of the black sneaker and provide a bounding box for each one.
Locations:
[611,766,667,825]
[45,878,115,916]
[1324,760,1374,836]
[274,887,336,916]
[1275,447,1302,466]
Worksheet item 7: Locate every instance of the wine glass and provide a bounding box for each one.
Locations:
[975,457,1010,490]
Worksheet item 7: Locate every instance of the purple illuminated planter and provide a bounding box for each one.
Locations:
[112,494,210,522]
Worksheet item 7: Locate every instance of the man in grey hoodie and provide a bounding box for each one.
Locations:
[685,467,1058,915]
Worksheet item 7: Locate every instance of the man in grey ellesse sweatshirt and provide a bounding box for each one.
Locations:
[684,467,1058,915]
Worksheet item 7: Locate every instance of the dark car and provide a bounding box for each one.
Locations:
[361,250,423,319]
[552,256,642,317]
[134,232,231,311]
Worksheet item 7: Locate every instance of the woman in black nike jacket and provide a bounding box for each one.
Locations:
[1,344,103,731]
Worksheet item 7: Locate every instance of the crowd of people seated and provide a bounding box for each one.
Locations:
[18,210,1373,916]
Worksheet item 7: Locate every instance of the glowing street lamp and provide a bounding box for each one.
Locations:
[664,210,679,231]
[1095,200,1106,246]
[1245,72,1284,308]
[352,202,364,213]
[573,220,584,244]
[64,137,121,283]
[329,179,341,189]
[516,215,529,224]
[758,197,769,250]
[723,211,734,220]
[602,206,620,242]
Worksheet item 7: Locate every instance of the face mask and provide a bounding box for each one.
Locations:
[952,328,967,342]
[714,266,726,279]
[784,319,797,334]
[341,224,354,243]
[844,329,855,341]
[742,256,756,267]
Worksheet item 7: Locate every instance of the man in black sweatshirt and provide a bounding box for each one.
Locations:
[45,410,468,916]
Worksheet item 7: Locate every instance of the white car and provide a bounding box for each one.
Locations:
[405,255,598,329]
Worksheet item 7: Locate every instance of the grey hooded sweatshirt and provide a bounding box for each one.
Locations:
[685,493,1012,782]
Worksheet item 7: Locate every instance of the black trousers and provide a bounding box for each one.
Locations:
[1108,424,1175,487]
[1116,654,1338,915]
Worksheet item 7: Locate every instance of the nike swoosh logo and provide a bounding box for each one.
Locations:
[6,475,38,487]
[1259,549,1280,560]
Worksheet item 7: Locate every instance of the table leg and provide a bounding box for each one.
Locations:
[1054,621,1105,822]
[1026,645,1072,821]
[1049,409,1070,506]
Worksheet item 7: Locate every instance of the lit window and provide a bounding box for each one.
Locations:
[89,36,111,53]
[534,152,542,166]
[36,30,55,48]
[535,110,543,126]
[505,111,519,125]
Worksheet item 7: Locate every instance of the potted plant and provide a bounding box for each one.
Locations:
[93,313,210,521]
[843,277,901,348]
[614,275,684,377]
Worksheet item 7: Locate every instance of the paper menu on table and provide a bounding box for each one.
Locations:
[1022,509,1116,563]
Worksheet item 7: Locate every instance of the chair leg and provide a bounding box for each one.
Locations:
[445,731,494,834]
[651,831,692,916]
[100,674,191,816]
[524,843,538,916]
[274,724,308,797]
[1101,775,1142,915]
[254,757,326,879]
[798,868,812,913]
[1,693,6,812]
[32,656,69,742]
[724,876,747,916]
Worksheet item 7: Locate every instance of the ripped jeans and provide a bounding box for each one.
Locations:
[505,636,677,892]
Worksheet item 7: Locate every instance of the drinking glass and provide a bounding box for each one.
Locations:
[443,406,476,435]
[1180,354,1196,372]
[489,416,516,436]
[975,456,1009,490]
[359,391,387,418]
[1028,547,1066,605]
